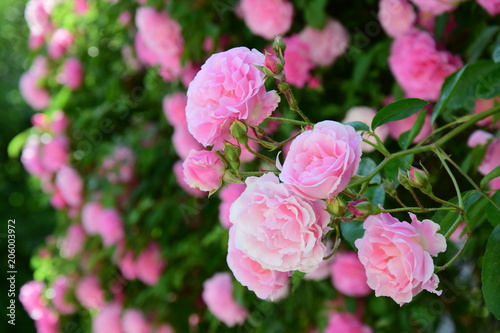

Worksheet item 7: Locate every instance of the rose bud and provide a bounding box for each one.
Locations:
[230,120,249,146]
[347,200,381,220]
[397,168,412,191]
[327,197,347,217]
[408,166,432,194]
[382,179,397,197]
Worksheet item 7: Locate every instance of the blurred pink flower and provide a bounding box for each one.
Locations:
[282,35,314,88]
[60,224,86,258]
[238,0,294,40]
[82,201,103,235]
[19,72,51,110]
[97,208,125,247]
[93,304,124,333]
[410,0,457,15]
[467,130,493,148]
[163,92,187,127]
[379,0,416,38]
[387,111,432,144]
[122,309,151,333]
[218,183,246,229]
[19,280,46,320]
[52,275,77,314]
[135,242,166,286]
[75,275,105,309]
[325,312,372,333]
[57,58,83,90]
[343,106,389,153]
[331,252,371,297]
[48,28,74,60]
[477,0,500,15]
[475,98,500,128]
[55,166,83,208]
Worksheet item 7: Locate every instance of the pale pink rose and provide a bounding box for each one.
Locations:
[186,47,280,149]
[35,308,59,333]
[134,33,159,67]
[410,0,457,14]
[389,28,463,101]
[325,312,372,333]
[227,227,290,300]
[467,130,493,148]
[331,252,371,297]
[479,138,500,189]
[173,161,206,197]
[55,166,83,208]
[172,127,204,160]
[19,72,51,110]
[93,304,124,333]
[238,0,293,39]
[379,0,416,38]
[21,135,46,176]
[25,0,54,37]
[231,173,330,272]
[279,121,363,200]
[60,224,86,258]
[97,208,125,247]
[343,106,389,153]
[202,273,248,327]
[135,7,184,80]
[32,112,49,128]
[31,55,49,77]
[155,324,174,333]
[183,150,225,193]
[29,33,45,50]
[163,92,187,127]
[119,250,137,280]
[355,212,446,305]
[82,201,103,234]
[478,0,500,15]
[50,110,69,134]
[135,242,166,286]
[75,0,89,14]
[218,183,246,228]
[387,110,433,144]
[75,275,105,309]
[48,28,73,60]
[57,58,83,90]
[475,98,500,128]
[41,137,68,172]
[50,190,66,209]
[122,309,151,333]
[282,35,314,88]
[299,18,350,66]
[52,276,76,314]
[19,280,46,320]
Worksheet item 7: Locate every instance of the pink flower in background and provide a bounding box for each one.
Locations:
[343,106,389,153]
[183,150,225,193]
[57,58,83,90]
[119,250,137,280]
[230,173,330,272]
[75,275,105,309]
[135,7,184,80]
[450,223,467,244]
[163,92,187,127]
[41,137,68,172]
[135,242,166,286]
[379,0,416,38]
[52,276,76,314]
[479,138,500,190]
[118,11,132,26]
[281,35,314,88]
[325,312,373,333]
[75,0,89,14]
[467,130,493,148]
[387,111,432,144]
[48,28,73,60]
[50,110,69,134]
[93,304,124,333]
[355,212,446,305]
[122,309,151,333]
[218,183,246,229]
[55,167,83,208]
[238,0,294,40]
[477,0,500,15]
[475,98,500,128]
[82,202,103,234]
[186,47,280,149]
[50,190,66,209]
[31,55,49,77]
[331,252,371,297]
[35,308,59,333]
[202,273,248,327]
[156,324,175,333]
[22,135,46,177]
[97,208,125,247]
[299,18,350,66]
[410,0,457,14]
[173,161,206,197]
[180,62,200,88]
[389,29,463,101]
[25,0,54,38]
[100,146,136,184]
[60,224,86,258]
[304,242,335,281]
[19,72,51,110]
[172,127,204,160]
[134,33,160,67]
[227,227,290,300]
[280,121,362,200]
[19,280,46,319]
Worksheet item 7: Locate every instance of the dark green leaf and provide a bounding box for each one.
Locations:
[303,0,327,29]
[365,185,385,206]
[486,192,500,227]
[340,220,365,249]
[372,98,429,130]
[383,155,413,182]
[481,166,500,188]
[482,224,500,319]
[345,121,370,132]
[466,26,500,63]
[291,271,306,294]
[357,157,381,183]
[493,36,500,63]
[432,65,468,123]
[398,110,427,149]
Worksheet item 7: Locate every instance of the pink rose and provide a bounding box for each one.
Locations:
[325,312,372,333]
[19,280,46,319]
[343,106,389,153]
[118,11,132,26]
[60,224,86,258]
[35,309,59,333]
[134,33,159,67]
[118,250,137,280]
[355,212,446,305]
[21,135,46,177]
[50,110,69,134]
[227,227,290,300]
[75,275,105,309]
[75,0,89,14]
[475,98,500,128]
[96,208,125,247]
[93,304,124,333]
[173,161,206,197]
[467,130,493,148]
[183,149,225,193]
[410,0,457,14]
[52,276,76,314]
[41,137,68,172]
[156,324,174,333]
[299,18,350,66]
[163,92,187,127]
[387,110,432,144]
[172,127,204,160]
[100,146,136,184]
[478,0,500,15]
[379,0,416,38]
[122,309,151,333]
[281,35,314,88]
[479,138,500,190]
[186,47,280,149]
[57,57,83,90]
[82,201,103,234]
[25,0,54,38]
[55,167,83,208]
[389,29,463,101]
[279,121,363,200]
[202,272,248,327]
[238,0,294,40]
[331,252,371,297]
[230,173,330,272]
[218,183,246,228]
[135,242,166,286]
[48,28,73,60]
[19,72,51,110]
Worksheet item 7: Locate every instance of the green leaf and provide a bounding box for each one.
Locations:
[432,65,468,123]
[372,98,429,130]
[7,129,30,158]
[340,220,365,249]
[481,166,500,188]
[492,35,500,63]
[398,111,427,149]
[357,157,381,183]
[486,192,500,227]
[303,0,327,29]
[365,185,385,206]
[466,26,500,63]
[482,224,500,319]
[345,121,370,132]
[291,271,306,294]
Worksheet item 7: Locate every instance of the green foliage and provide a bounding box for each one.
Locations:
[371,98,429,130]
[482,225,500,319]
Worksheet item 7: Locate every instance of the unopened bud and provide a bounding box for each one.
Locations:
[327,197,347,216]
[272,35,286,57]
[224,141,241,172]
[382,179,397,197]
[347,200,381,220]
[278,82,291,94]
[408,166,432,194]
[398,168,412,191]
[230,120,248,146]
[264,52,284,78]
